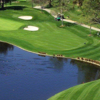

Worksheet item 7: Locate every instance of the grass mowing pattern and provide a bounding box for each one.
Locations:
[29,22,88,50]
[0,2,99,61]
[48,79,100,100]
[0,7,90,53]
[0,18,24,30]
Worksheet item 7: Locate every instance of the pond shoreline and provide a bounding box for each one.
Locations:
[0,40,100,68]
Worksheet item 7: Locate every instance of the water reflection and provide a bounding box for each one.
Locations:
[70,59,100,84]
[0,41,14,55]
[49,57,64,72]
[0,41,100,100]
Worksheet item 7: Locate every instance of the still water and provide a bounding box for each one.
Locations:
[0,42,100,100]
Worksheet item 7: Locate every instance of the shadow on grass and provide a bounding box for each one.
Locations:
[56,21,77,28]
[0,6,26,10]
[64,22,77,27]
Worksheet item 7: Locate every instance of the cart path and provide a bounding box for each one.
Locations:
[34,6,100,31]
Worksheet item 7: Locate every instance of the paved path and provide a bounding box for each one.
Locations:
[34,6,100,31]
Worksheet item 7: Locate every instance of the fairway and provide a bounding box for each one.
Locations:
[0,2,99,61]
[0,18,24,30]
[29,22,88,50]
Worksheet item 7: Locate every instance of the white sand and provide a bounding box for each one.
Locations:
[24,26,39,31]
[18,16,39,31]
[18,16,33,20]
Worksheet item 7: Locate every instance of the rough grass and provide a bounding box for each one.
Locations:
[63,5,100,29]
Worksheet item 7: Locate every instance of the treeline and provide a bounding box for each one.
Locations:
[1,0,100,26]
[33,0,83,8]
[33,0,100,26]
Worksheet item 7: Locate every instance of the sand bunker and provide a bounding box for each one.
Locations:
[18,16,33,20]
[24,26,39,31]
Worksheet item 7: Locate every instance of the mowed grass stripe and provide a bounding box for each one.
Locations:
[0,18,24,30]
[93,88,100,100]
[0,3,100,60]
[31,23,88,50]
[32,36,87,50]
[88,53,100,60]
[76,82,100,100]
[62,39,98,54]
[75,43,100,56]
[48,79,100,100]
[45,23,58,31]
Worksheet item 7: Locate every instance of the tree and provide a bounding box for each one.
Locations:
[82,0,100,34]
[55,0,70,26]
[0,0,10,9]
[73,0,84,7]
[33,0,47,8]
[82,0,100,24]
[48,0,52,7]
[0,41,14,55]
[61,0,69,25]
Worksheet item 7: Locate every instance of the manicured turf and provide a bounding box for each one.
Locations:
[0,18,24,30]
[0,2,99,61]
[48,79,100,100]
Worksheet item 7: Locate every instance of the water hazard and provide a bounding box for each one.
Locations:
[0,42,100,100]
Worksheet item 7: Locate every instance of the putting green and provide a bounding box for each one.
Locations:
[30,22,88,50]
[0,18,24,30]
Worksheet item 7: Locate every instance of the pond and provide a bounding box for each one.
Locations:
[0,42,100,100]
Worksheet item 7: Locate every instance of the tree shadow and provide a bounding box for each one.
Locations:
[0,6,26,10]
[64,22,77,27]
[70,59,100,84]
[56,21,77,28]
[0,41,14,55]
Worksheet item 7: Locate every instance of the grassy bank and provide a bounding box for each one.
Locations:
[48,79,100,100]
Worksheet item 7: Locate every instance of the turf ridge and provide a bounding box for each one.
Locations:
[48,79,100,100]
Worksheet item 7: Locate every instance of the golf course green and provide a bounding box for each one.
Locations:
[0,3,99,60]
[1,2,100,100]
[0,17,24,30]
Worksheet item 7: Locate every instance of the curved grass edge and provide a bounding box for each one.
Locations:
[0,5,100,66]
[48,79,100,100]
[0,39,100,68]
